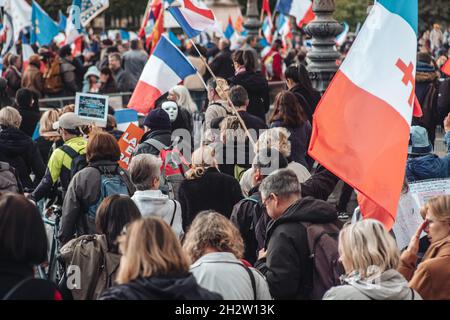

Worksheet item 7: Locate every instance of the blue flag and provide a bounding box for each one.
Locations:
[31,1,60,46]
[58,10,67,32]
[168,30,181,47]
[120,29,130,42]
[224,21,234,39]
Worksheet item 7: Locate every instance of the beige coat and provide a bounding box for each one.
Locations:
[398,236,450,300]
[184,56,206,91]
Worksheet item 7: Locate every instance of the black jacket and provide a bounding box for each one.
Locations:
[0,262,33,299]
[289,84,321,123]
[231,166,339,266]
[133,130,172,157]
[438,78,450,123]
[255,197,338,300]
[228,72,270,121]
[271,120,312,170]
[210,48,235,80]
[0,127,45,190]
[99,273,222,300]
[178,167,243,231]
[18,107,41,137]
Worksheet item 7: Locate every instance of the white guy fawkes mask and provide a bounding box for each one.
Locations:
[162,101,179,123]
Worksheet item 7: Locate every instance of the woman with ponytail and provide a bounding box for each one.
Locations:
[178,145,243,231]
[228,50,270,122]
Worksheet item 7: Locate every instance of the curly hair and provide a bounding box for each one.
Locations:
[255,127,292,158]
[185,145,217,180]
[183,211,244,263]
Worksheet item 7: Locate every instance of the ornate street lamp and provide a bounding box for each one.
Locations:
[305,0,344,93]
[243,0,261,37]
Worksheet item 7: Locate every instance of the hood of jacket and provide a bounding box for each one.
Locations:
[266,197,338,241]
[141,129,172,144]
[271,196,338,227]
[0,127,34,158]
[344,269,416,300]
[229,72,268,93]
[103,273,221,300]
[132,190,173,218]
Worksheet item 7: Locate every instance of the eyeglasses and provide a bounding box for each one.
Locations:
[262,194,274,208]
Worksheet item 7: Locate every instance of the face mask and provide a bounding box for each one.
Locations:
[162,101,179,122]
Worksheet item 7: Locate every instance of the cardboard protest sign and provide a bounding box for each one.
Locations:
[75,92,109,127]
[118,123,144,169]
[392,179,450,249]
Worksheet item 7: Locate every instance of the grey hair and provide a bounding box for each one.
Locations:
[129,154,162,191]
[259,168,301,199]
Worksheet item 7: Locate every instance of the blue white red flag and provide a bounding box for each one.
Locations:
[276,0,315,27]
[168,0,217,39]
[128,35,197,114]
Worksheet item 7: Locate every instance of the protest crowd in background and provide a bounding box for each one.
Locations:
[0,0,449,302]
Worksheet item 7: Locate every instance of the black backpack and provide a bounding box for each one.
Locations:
[60,145,87,179]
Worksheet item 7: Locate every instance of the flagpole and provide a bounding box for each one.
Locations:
[189,39,256,147]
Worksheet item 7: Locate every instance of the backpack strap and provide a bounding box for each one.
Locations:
[2,277,34,300]
[60,145,79,159]
[142,138,167,153]
[170,200,177,227]
[200,260,257,300]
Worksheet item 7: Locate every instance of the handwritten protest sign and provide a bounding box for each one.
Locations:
[75,92,109,127]
[118,123,144,169]
[393,179,450,249]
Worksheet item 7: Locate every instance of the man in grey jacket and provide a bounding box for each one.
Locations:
[122,40,148,88]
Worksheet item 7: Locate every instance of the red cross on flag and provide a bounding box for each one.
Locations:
[308,0,418,230]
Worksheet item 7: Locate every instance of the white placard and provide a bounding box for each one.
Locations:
[75,92,109,127]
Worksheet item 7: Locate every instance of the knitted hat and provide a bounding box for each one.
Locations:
[408,126,433,156]
[143,108,171,131]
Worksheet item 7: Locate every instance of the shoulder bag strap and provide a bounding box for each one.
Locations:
[170,200,177,227]
[60,144,78,159]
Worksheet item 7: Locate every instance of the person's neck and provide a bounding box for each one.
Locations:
[235,106,246,112]
[277,195,302,218]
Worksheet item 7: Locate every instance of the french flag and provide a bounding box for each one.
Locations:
[128,35,197,114]
[262,16,273,44]
[276,0,315,27]
[167,0,216,39]
[308,0,419,230]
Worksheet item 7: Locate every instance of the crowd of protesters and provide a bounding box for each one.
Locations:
[0,23,449,301]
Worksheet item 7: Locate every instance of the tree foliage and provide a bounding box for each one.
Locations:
[34,0,450,32]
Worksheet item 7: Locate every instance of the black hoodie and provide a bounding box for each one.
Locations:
[99,273,222,300]
[228,71,270,121]
[0,127,45,189]
[255,196,338,300]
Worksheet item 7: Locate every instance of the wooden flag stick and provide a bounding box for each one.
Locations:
[189,39,257,147]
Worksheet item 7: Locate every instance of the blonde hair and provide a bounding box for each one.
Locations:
[420,195,450,223]
[219,116,246,144]
[116,217,190,284]
[183,211,244,263]
[339,219,400,280]
[0,107,22,129]
[61,104,75,114]
[185,145,217,180]
[170,85,197,113]
[39,109,60,138]
[255,127,291,158]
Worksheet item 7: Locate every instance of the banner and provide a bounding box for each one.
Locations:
[392,179,450,249]
[118,123,144,169]
[75,92,109,127]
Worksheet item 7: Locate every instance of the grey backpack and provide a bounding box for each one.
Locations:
[0,162,21,193]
